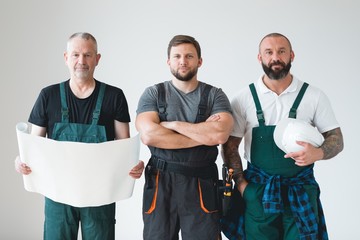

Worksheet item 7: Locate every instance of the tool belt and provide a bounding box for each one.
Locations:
[149,156,217,179]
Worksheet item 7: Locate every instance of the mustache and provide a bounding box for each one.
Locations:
[75,65,89,70]
[269,61,286,68]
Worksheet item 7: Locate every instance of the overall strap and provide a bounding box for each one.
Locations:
[156,83,212,123]
[59,82,69,123]
[249,83,265,126]
[289,82,309,118]
[195,84,212,123]
[92,82,106,125]
[156,83,167,121]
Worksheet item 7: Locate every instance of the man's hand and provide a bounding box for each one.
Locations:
[237,180,248,196]
[14,156,32,175]
[206,114,221,122]
[129,160,145,179]
[284,141,323,166]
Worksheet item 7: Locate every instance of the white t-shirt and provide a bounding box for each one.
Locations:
[231,75,339,162]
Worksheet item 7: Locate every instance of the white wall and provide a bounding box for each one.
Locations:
[1,0,358,239]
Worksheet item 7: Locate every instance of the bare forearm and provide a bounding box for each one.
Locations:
[114,120,130,140]
[140,127,201,149]
[162,113,233,146]
[164,121,226,145]
[136,112,201,149]
[221,136,245,185]
[320,127,344,160]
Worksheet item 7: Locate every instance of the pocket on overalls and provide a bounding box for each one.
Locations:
[143,167,159,214]
[198,178,219,213]
[243,182,265,218]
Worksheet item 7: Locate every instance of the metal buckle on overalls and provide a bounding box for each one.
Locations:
[289,108,297,118]
[155,158,166,171]
[159,106,166,114]
[256,110,264,121]
[197,105,206,116]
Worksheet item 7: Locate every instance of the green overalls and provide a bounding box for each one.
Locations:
[44,82,116,240]
[243,83,321,240]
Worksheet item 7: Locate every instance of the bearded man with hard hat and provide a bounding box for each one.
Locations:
[220,33,344,240]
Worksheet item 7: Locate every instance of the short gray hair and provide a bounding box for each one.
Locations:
[67,32,98,53]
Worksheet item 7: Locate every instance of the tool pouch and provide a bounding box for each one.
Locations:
[198,177,220,213]
[143,163,159,214]
[217,180,237,216]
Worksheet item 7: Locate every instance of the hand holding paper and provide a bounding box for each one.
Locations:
[16,122,140,207]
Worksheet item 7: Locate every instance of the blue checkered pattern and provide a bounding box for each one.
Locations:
[245,163,328,240]
[220,211,245,240]
[220,163,328,240]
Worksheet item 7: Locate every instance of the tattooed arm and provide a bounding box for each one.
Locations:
[221,136,248,195]
[320,127,344,159]
[285,127,344,166]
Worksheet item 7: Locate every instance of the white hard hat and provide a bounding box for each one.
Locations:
[273,118,324,153]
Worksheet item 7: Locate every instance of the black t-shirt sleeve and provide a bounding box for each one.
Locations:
[101,84,131,123]
[115,89,131,123]
[98,84,130,140]
[28,84,62,137]
[29,89,48,128]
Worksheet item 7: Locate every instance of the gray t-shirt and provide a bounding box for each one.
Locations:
[137,81,232,122]
[137,80,232,165]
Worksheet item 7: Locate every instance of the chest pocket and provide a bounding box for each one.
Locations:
[249,82,309,177]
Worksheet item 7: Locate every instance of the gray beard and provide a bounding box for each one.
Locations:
[74,71,90,79]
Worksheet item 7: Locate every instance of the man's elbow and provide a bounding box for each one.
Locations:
[139,132,153,146]
[217,133,231,145]
[214,121,233,145]
[206,133,230,146]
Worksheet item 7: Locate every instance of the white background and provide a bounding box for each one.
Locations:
[1,0,358,239]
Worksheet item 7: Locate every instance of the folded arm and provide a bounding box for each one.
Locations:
[136,111,202,149]
[161,112,234,146]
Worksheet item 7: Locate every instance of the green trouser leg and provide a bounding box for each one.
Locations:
[80,203,116,240]
[44,198,79,240]
[44,198,116,240]
[243,183,319,240]
[243,183,298,240]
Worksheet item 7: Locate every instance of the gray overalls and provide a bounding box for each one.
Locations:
[143,83,220,240]
[44,82,116,240]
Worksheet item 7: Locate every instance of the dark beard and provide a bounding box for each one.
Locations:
[171,68,198,82]
[262,60,291,80]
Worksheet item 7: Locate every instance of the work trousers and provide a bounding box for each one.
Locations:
[143,170,220,240]
[44,198,116,240]
[243,183,319,240]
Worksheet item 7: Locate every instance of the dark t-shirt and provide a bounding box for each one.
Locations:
[29,79,130,140]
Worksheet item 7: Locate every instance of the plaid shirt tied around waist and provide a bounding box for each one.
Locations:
[245,163,328,240]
